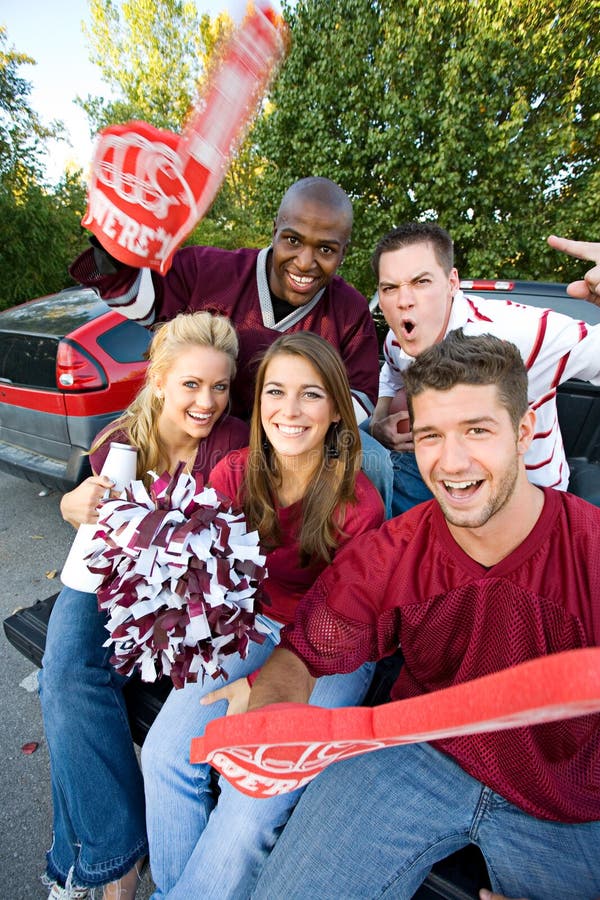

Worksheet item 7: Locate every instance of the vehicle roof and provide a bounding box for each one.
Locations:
[0,287,108,337]
[459,279,600,325]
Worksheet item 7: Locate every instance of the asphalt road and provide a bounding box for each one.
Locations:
[0,471,154,899]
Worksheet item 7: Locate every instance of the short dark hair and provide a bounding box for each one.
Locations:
[403,329,529,431]
[371,222,454,279]
[277,177,353,234]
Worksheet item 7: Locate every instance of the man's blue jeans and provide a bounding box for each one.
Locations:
[141,616,374,899]
[251,741,600,899]
[390,449,433,516]
[359,428,394,519]
[39,587,148,887]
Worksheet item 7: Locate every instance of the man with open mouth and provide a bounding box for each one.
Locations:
[369,222,600,517]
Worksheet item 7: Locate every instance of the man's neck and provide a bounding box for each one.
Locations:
[446,482,546,568]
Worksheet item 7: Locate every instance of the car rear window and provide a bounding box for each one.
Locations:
[0,288,107,336]
[96,320,152,363]
[0,332,58,389]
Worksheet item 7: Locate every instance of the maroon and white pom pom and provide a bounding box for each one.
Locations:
[86,466,268,688]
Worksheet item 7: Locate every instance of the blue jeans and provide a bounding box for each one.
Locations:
[141,617,374,899]
[39,587,148,887]
[390,449,433,516]
[252,740,600,899]
[359,427,394,519]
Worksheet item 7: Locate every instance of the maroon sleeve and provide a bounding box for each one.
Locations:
[89,426,130,476]
[279,559,399,678]
[279,520,400,677]
[208,450,248,507]
[337,473,385,539]
[70,246,199,322]
[330,279,380,411]
[70,247,141,301]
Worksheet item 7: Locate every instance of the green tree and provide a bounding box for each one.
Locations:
[81,0,231,132]
[0,28,88,308]
[256,0,600,295]
[0,172,88,307]
[0,26,61,182]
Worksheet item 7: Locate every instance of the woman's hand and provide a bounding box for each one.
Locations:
[59,475,115,528]
[200,677,251,716]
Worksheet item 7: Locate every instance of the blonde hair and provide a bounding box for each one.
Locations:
[243,333,361,565]
[92,312,238,485]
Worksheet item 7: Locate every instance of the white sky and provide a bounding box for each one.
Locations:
[1,0,244,182]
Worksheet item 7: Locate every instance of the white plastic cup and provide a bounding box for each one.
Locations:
[60,442,138,592]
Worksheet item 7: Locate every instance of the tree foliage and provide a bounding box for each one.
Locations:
[0,28,88,309]
[256,0,600,295]
[80,0,231,132]
[0,26,61,182]
[0,173,88,308]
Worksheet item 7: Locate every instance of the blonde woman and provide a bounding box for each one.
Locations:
[142,332,385,899]
[39,313,248,900]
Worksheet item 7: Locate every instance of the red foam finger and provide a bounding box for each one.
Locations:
[83,5,287,274]
[190,648,600,797]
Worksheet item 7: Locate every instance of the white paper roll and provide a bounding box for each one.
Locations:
[60,442,138,592]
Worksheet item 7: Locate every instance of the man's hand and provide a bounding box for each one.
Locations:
[59,475,116,528]
[547,235,600,307]
[371,396,414,451]
[248,647,315,712]
[371,413,414,452]
[201,677,251,716]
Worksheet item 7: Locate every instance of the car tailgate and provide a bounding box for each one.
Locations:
[0,329,70,456]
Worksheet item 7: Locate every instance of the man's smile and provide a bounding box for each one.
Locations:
[441,478,483,500]
[286,271,318,291]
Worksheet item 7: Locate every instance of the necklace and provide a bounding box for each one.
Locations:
[165,445,198,476]
[185,449,197,474]
[183,446,198,474]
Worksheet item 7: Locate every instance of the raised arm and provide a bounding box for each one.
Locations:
[547,235,600,306]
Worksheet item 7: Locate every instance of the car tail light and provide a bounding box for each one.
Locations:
[460,279,515,291]
[56,339,107,391]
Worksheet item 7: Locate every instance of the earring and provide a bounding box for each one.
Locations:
[326,423,340,459]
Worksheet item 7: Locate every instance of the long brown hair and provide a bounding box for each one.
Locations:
[243,333,361,565]
[91,312,238,485]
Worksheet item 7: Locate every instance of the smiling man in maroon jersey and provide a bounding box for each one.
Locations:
[71,177,380,424]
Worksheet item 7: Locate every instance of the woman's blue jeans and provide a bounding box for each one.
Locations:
[251,740,600,899]
[141,616,375,899]
[39,587,148,887]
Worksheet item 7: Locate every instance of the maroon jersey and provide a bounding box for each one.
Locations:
[90,415,249,482]
[71,245,379,420]
[281,487,600,822]
[209,447,384,625]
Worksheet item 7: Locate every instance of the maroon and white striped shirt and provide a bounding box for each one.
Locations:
[379,290,600,489]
